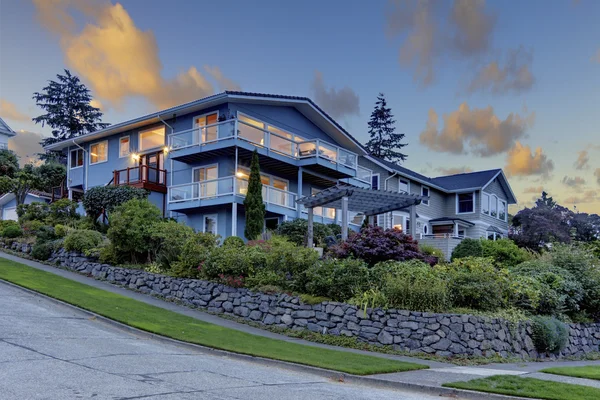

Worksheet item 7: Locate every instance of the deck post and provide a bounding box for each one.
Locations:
[341,196,348,241]
[297,167,303,218]
[307,207,314,248]
[409,204,417,238]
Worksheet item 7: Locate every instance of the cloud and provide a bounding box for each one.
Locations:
[562,176,586,188]
[419,103,534,156]
[523,186,544,194]
[386,0,495,86]
[8,130,46,165]
[311,71,360,119]
[435,166,473,175]
[574,150,590,170]
[89,99,104,111]
[0,99,30,122]
[564,190,599,204]
[595,168,600,185]
[592,49,600,64]
[467,47,535,94]
[33,1,237,110]
[504,141,554,178]
[204,66,241,91]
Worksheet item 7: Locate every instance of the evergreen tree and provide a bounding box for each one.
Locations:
[32,69,109,147]
[364,93,407,163]
[244,150,265,240]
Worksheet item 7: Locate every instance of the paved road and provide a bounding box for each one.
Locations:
[0,282,443,400]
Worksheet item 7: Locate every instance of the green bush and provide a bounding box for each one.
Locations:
[202,244,265,280]
[63,229,103,253]
[379,260,451,312]
[17,202,50,223]
[262,236,320,278]
[150,220,195,269]
[223,236,245,248]
[83,185,148,223]
[21,220,44,235]
[170,232,220,278]
[531,316,568,354]
[481,239,531,267]
[276,218,334,246]
[31,241,54,261]
[348,288,389,312]
[245,268,286,289]
[47,198,79,225]
[419,243,445,260]
[54,224,70,238]
[451,238,483,260]
[1,224,23,238]
[107,199,162,263]
[35,225,58,243]
[443,257,510,311]
[302,258,370,301]
[0,219,19,231]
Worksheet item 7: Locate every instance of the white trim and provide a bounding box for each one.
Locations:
[203,214,218,235]
[421,186,430,206]
[69,148,84,169]
[398,178,410,194]
[456,192,476,214]
[371,173,380,190]
[482,170,517,205]
[481,191,490,215]
[138,126,166,153]
[89,140,108,165]
[119,136,131,158]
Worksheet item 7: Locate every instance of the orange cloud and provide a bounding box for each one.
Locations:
[563,190,599,205]
[595,168,600,185]
[33,1,239,110]
[467,47,535,94]
[435,166,473,175]
[0,99,30,122]
[574,150,590,170]
[8,130,46,165]
[523,186,544,194]
[561,176,586,188]
[504,141,554,178]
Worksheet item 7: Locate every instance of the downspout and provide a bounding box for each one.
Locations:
[383,172,398,229]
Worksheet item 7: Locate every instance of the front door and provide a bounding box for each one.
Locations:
[193,165,218,198]
[140,152,164,184]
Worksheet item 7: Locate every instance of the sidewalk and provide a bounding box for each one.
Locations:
[2,251,600,395]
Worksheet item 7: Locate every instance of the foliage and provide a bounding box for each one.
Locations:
[261,236,320,279]
[170,232,219,278]
[419,243,445,260]
[21,220,44,235]
[348,288,389,313]
[443,257,510,311]
[17,202,50,223]
[47,199,79,226]
[34,225,58,243]
[481,239,532,267]
[202,244,265,280]
[223,236,245,248]
[54,224,70,238]
[1,224,22,238]
[276,218,334,246]
[0,149,19,177]
[243,150,265,240]
[106,199,162,263]
[531,316,568,354]
[451,238,483,260]
[364,93,407,163]
[82,185,148,223]
[0,159,65,206]
[302,258,370,302]
[63,229,103,253]
[31,241,54,261]
[329,226,435,266]
[149,220,194,269]
[376,260,451,312]
[245,268,286,289]
[32,69,109,148]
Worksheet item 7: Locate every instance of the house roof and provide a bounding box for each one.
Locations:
[486,225,504,234]
[0,118,16,137]
[44,91,367,154]
[428,217,475,227]
[430,169,502,191]
[0,191,51,207]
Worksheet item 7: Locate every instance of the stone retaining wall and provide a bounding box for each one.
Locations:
[5,242,600,359]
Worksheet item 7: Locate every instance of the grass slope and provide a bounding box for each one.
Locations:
[444,375,600,400]
[541,366,600,381]
[0,257,426,375]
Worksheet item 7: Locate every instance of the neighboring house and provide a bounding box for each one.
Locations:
[359,155,517,259]
[0,191,52,221]
[0,117,16,150]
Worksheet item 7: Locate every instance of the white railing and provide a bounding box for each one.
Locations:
[356,165,372,184]
[168,118,359,171]
[419,233,468,240]
[168,176,297,210]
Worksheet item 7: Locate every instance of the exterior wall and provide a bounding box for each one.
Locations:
[1,195,50,221]
[418,237,463,261]
[0,133,9,149]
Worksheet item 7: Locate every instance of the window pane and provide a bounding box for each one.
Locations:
[499,200,506,221]
[120,137,130,157]
[458,193,474,213]
[399,180,409,194]
[139,127,165,151]
[482,193,490,215]
[422,187,429,204]
[490,196,497,217]
[393,215,403,231]
[204,215,217,235]
[371,175,379,190]
[90,142,107,164]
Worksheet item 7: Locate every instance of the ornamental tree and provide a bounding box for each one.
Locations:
[243,150,265,240]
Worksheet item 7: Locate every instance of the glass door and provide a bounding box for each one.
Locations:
[194,113,218,143]
[193,165,218,198]
[140,152,164,184]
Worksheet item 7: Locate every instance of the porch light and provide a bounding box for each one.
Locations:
[163,146,170,154]
[131,153,140,161]
[235,171,245,178]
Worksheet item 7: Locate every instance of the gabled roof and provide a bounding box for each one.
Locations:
[0,191,51,207]
[430,169,501,191]
[44,91,367,154]
[0,118,16,137]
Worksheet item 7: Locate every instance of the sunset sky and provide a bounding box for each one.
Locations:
[0,0,598,213]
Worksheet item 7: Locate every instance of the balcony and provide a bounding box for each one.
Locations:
[168,176,297,213]
[113,165,167,193]
[168,118,361,178]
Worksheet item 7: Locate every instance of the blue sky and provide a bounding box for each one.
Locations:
[0,0,598,212]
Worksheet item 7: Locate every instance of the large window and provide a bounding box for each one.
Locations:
[421,186,430,205]
[89,141,108,164]
[139,127,165,151]
[481,192,490,215]
[393,215,403,231]
[194,113,218,143]
[203,214,218,235]
[490,195,498,217]
[457,192,475,214]
[398,179,409,194]
[371,174,380,190]
[119,136,130,158]
[499,200,507,221]
[70,149,84,168]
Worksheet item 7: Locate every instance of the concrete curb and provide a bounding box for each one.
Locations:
[0,277,529,400]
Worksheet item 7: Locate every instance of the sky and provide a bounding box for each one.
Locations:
[0,0,598,213]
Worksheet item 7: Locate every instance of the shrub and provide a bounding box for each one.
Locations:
[245,268,286,289]
[276,218,333,246]
[451,238,483,260]
[443,257,510,311]
[0,219,19,231]
[21,220,44,235]
[107,199,162,263]
[54,224,70,238]
[17,202,49,223]
[170,232,220,278]
[31,241,54,261]
[379,260,451,312]
[263,236,320,278]
[150,220,194,269]
[302,258,370,301]
[202,244,265,280]
[419,243,445,260]
[223,236,245,248]
[328,226,436,266]
[481,239,531,267]
[63,229,103,253]
[83,185,148,223]
[531,316,568,354]
[348,288,388,313]
[1,224,22,238]
[35,225,57,243]
[47,199,79,225]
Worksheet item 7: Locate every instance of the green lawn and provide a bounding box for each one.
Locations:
[443,375,600,400]
[0,257,426,375]
[541,366,600,381]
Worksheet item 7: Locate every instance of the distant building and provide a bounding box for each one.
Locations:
[0,117,16,150]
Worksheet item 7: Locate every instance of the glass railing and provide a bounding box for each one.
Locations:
[356,165,372,183]
[170,120,236,149]
[235,178,296,209]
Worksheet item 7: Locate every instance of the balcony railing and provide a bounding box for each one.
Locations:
[419,233,468,240]
[356,165,372,184]
[113,165,167,187]
[168,176,297,210]
[168,118,359,172]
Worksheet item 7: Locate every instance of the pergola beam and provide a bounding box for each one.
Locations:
[299,189,353,208]
[363,199,421,216]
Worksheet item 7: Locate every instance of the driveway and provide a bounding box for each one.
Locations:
[0,281,443,400]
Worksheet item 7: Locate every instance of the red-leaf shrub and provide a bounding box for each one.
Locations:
[328,226,437,266]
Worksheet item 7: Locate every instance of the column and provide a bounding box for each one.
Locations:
[297,167,303,218]
[454,222,459,237]
[307,207,314,248]
[341,196,348,240]
[232,202,237,237]
[409,204,417,238]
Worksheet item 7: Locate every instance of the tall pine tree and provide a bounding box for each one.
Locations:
[364,93,407,163]
[32,69,109,147]
[244,150,266,240]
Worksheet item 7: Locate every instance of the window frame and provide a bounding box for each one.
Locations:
[138,126,166,152]
[499,199,507,222]
[456,192,476,214]
[203,214,218,235]
[89,140,108,165]
[119,136,130,158]
[421,186,430,206]
[490,194,498,218]
[398,178,410,194]
[481,192,490,215]
[371,173,380,190]
[70,148,84,169]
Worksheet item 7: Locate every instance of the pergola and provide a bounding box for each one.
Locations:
[296,184,428,247]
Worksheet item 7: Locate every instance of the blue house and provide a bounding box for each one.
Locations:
[44,92,373,238]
